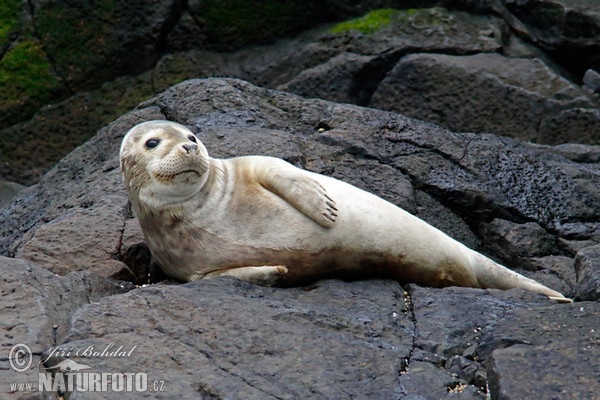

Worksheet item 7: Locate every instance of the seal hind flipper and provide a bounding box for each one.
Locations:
[255,159,338,228]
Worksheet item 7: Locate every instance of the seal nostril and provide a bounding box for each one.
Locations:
[182,143,198,154]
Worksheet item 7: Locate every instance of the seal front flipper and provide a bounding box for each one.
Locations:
[256,161,338,228]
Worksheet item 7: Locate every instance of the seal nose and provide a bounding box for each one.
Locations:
[182,143,198,154]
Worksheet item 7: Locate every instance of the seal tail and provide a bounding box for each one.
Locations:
[470,252,572,303]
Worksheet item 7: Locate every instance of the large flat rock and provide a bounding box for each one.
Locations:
[0,78,598,398]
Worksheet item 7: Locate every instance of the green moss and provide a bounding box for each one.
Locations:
[200,0,300,49]
[0,39,59,106]
[0,0,20,46]
[34,0,115,86]
[329,8,402,34]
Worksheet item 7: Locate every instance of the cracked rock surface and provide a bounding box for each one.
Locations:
[1,78,599,398]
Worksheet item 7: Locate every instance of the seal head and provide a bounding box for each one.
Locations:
[120,120,210,211]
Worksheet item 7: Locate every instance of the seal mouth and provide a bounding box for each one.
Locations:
[155,170,202,183]
[177,169,202,176]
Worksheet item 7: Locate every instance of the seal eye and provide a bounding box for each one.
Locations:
[188,135,197,143]
[145,139,160,149]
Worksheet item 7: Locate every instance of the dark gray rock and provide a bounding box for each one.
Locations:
[408,284,551,361]
[583,69,600,94]
[0,256,133,399]
[388,132,600,233]
[370,52,600,144]
[277,52,379,104]
[399,360,487,399]
[575,244,600,301]
[539,107,600,145]
[276,7,506,107]
[528,255,577,296]
[480,219,557,266]
[482,302,600,400]
[0,181,25,209]
[5,4,600,186]
[445,355,487,391]
[1,78,598,399]
[410,283,600,399]
[504,0,600,76]
[15,195,130,279]
[550,143,600,163]
[334,7,506,56]
[56,279,412,399]
[403,284,586,399]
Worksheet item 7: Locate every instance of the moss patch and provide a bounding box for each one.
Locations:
[35,4,97,82]
[199,0,305,50]
[0,39,59,107]
[0,0,20,47]
[34,0,116,88]
[329,8,403,34]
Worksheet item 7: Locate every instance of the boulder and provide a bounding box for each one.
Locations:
[480,219,557,267]
[370,52,600,144]
[0,181,24,208]
[482,300,600,400]
[0,256,133,399]
[4,5,600,185]
[583,69,600,94]
[1,78,599,399]
[504,0,600,76]
[0,0,398,129]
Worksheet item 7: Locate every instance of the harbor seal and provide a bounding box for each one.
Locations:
[120,120,571,302]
